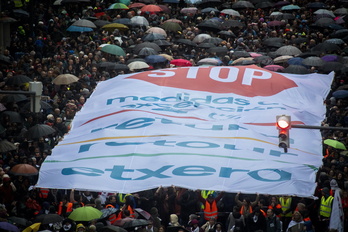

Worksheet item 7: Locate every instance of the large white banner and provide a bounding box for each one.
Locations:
[37,65,334,197]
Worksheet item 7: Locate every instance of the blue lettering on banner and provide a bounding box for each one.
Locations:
[61,165,292,182]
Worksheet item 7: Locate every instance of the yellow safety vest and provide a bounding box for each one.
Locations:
[320,196,334,217]
[201,190,216,209]
[13,0,23,7]
[279,197,292,217]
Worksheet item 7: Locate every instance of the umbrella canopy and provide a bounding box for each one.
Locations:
[233,51,251,58]
[176,39,197,47]
[332,90,348,99]
[6,75,32,86]
[100,208,119,219]
[7,216,30,227]
[26,124,56,139]
[130,16,149,26]
[102,23,129,31]
[140,5,163,13]
[154,40,172,47]
[325,38,345,45]
[276,45,302,56]
[263,65,285,72]
[314,9,335,18]
[1,111,23,123]
[324,139,347,150]
[221,20,244,28]
[52,74,79,85]
[170,59,193,67]
[0,139,17,152]
[113,18,131,26]
[197,58,222,66]
[129,3,146,8]
[302,56,326,67]
[313,17,335,27]
[108,3,129,10]
[146,27,167,36]
[334,8,348,15]
[67,25,94,32]
[128,61,150,71]
[0,54,11,65]
[201,7,220,14]
[0,222,19,232]
[282,65,310,74]
[2,94,27,103]
[134,208,151,220]
[281,4,300,10]
[72,19,96,28]
[287,57,304,66]
[134,42,161,54]
[180,7,198,14]
[122,219,149,229]
[268,20,286,27]
[221,9,240,17]
[232,1,255,9]
[158,54,174,61]
[320,62,344,73]
[35,214,64,224]
[68,206,103,222]
[145,55,167,63]
[198,42,216,48]
[311,42,341,53]
[23,223,41,232]
[101,45,126,56]
[10,164,38,176]
[138,47,158,56]
[193,34,211,43]
[142,33,166,42]
[160,22,182,32]
[273,55,294,63]
[197,20,221,32]
[102,225,128,232]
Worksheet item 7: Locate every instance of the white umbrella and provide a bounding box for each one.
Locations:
[221,9,240,17]
[130,16,149,26]
[72,19,97,28]
[314,9,336,18]
[275,45,302,56]
[193,34,211,43]
[128,61,150,71]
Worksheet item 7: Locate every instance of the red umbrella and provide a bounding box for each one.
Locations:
[170,59,193,67]
[164,19,183,24]
[140,5,163,13]
[129,3,146,8]
[10,164,38,176]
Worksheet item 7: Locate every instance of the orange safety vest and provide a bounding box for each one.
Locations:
[127,205,136,218]
[39,188,49,198]
[58,202,73,215]
[109,213,117,224]
[106,204,115,208]
[260,209,266,217]
[268,204,282,217]
[204,200,218,220]
[240,205,252,216]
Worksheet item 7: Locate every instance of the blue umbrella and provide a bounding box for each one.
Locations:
[163,0,180,3]
[113,18,131,25]
[145,55,167,63]
[67,25,93,32]
[332,90,348,99]
[287,57,305,66]
[281,4,300,10]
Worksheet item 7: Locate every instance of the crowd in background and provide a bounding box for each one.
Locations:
[1,0,348,231]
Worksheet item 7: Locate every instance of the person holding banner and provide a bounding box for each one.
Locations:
[235,193,260,219]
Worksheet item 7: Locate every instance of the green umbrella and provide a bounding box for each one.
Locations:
[324,139,347,150]
[68,206,103,222]
[160,22,182,32]
[101,44,126,56]
[108,3,129,10]
[117,0,131,6]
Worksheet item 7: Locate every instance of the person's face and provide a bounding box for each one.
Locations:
[267,209,273,218]
[215,225,222,231]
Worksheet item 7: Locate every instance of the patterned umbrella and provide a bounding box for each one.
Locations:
[108,3,129,10]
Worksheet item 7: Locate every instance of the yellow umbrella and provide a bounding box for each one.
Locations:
[23,223,41,232]
[102,23,129,31]
[158,53,173,61]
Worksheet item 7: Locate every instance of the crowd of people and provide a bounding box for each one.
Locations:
[1,0,348,231]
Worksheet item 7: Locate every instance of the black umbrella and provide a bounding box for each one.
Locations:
[198,43,216,48]
[254,56,274,66]
[153,40,172,47]
[6,75,32,86]
[302,56,326,67]
[201,7,220,14]
[233,51,251,58]
[307,2,328,9]
[94,20,112,27]
[209,47,228,55]
[197,20,222,32]
[113,18,132,26]
[98,62,118,69]
[2,94,27,103]
[232,1,255,9]
[277,13,295,20]
[34,214,64,224]
[138,47,158,56]
[290,37,308,45]
[0,54,11,65]
[26,124,56,139]
[218,31,236,37]
[7,216,30,227]
[0,139,17,153]
[13,9,30,17]
[319,62,344,73]
[203,37,223,45]
[22,101,52,111]
[1,111,23,123]
[176,39,197,47]
[330,29,348,38]
[122,219,149,229]
[101,225,128,232]
[134,42,161,54]
[262,38,284,47]
[313,17,335,27]
[221,20,244,29]
[311,42,341,53]
[255,1,274,8]
[282,65,310,74]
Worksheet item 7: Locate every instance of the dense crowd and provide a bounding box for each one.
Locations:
[1,0,348,231]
